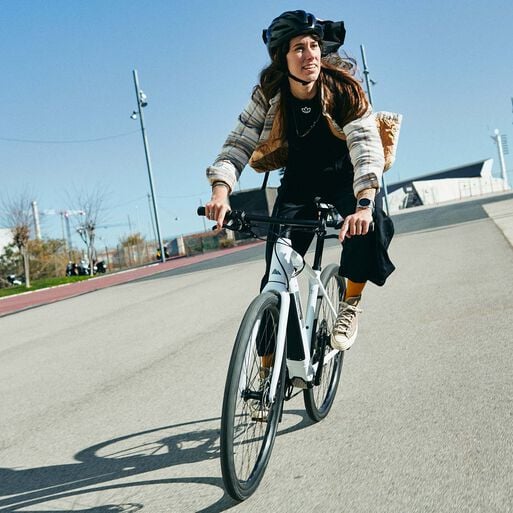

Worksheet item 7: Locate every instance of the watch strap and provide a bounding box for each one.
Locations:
[356,198,375,210]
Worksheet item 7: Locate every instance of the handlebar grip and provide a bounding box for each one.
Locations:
[326,219,343,229]
[197,206,235,222]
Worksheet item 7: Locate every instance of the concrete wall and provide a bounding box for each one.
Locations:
[388,176,509,212]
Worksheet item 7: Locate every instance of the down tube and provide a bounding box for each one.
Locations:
[268,291,289,404]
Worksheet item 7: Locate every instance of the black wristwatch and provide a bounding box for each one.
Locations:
[356,197,375,212]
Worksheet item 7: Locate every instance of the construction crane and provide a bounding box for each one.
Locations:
[40,209,85,255]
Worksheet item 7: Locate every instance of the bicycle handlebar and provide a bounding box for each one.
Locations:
[197,206,342,231]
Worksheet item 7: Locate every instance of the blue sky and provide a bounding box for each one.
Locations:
[1,0,512,247]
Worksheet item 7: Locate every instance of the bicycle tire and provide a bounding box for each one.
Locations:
[304,263,345,422]
[220,292,286,501]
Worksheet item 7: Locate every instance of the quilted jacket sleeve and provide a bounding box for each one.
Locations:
[343,109,385,195]
[206,87,268,192]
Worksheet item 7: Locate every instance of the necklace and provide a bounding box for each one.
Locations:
[292,107,321,138]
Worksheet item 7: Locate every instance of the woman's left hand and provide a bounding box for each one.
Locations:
[338,208,373,241]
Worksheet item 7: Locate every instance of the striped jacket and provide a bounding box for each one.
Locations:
[206,83,385,196]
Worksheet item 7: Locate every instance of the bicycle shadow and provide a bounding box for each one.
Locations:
[0,408,312,513]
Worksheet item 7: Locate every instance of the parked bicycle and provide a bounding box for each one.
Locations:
[198,200,346,500]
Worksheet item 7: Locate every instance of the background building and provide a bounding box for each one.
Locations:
[386,159,508,211]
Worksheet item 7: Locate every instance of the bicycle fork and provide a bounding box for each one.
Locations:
[268,291,289,404]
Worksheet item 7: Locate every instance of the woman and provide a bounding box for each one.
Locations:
[204,10,395,351]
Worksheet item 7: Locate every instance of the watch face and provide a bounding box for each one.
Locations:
[358,198,372,207]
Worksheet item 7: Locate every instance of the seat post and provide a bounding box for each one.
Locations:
[312,227,326,271]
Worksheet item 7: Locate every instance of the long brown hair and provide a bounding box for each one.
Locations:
[259,42,289,101]
[319,59,369,127]
[258,40,369,128]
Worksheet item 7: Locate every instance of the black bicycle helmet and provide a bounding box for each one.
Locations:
[262,10,324,57]
[321,20,346,55]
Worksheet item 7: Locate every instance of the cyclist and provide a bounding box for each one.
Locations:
[204,10,396,351]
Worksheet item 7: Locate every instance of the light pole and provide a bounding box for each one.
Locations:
[131,69,166,263]
[360,44,391,214]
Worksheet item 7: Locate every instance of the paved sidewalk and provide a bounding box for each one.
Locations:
[482,197,513,248]
[0,241,264,317]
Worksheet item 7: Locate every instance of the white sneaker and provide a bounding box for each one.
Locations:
[331,296,362,351]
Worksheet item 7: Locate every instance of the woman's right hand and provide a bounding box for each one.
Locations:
[205,184,230,231]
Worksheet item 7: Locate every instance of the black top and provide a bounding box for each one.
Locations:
[281,89,354,203]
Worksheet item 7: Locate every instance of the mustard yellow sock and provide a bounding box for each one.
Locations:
[261,353,274,369]
[345,280,366,300]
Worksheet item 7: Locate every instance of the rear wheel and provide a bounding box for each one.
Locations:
[220,292,286,501]
[304,264,345,422]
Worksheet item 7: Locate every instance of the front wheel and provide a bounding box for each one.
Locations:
[304,264,345,422]
[220,292,286,501]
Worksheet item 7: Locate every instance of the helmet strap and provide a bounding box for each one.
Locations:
[288,71,315,86]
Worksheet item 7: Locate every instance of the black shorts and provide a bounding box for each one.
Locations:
[260,187,395,290]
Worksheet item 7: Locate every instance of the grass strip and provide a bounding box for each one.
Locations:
[0,275,91,298]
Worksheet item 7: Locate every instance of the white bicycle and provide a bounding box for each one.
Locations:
[198,202,346,501]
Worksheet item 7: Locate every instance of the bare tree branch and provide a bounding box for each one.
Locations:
[0,191,34,287]
[67,186,109,275]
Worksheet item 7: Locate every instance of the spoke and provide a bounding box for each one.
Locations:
[230,302,279,483]
[313,274,341,410]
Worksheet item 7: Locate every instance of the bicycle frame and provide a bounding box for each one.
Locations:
[196,203,343,406]
[261,237,339,403]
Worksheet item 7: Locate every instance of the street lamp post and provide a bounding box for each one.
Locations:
[360,44,391,215]
[131,69,166,263]
[492,129,510,190]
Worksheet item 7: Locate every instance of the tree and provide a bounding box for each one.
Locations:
[28,238,68,279]
[0,193,33,287]
[0,243,19,287]
[119,232,146,266]
[121,232,145,248]
[69,188,107,276]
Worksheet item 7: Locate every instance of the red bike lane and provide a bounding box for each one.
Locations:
[0,242,263,317]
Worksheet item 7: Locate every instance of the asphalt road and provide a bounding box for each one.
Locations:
[136,191,513,279]
[1,195,512,512]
